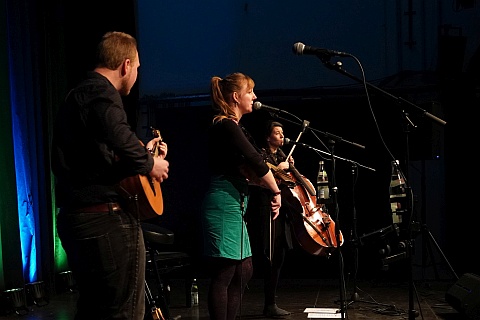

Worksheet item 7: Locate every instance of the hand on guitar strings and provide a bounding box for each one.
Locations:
[150,157,169,183]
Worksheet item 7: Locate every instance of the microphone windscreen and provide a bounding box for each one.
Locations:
[284,137,292,144]
[292,42,305,55]
[253,101,262,110]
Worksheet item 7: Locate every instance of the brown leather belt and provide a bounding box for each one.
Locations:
[72,202,121,213]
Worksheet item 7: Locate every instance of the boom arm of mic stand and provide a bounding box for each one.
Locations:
[398,97,446,125]
[319,129,365,150]
[270,107,366,151]
[302,144,375,172]
[308,126,365,150]
[267,108,303,124]
[318,57,447,126]
[269,113,302,128]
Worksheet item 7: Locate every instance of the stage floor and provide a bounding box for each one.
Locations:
[0,277,465,320]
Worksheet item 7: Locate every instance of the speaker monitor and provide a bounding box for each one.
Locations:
[446,273,480,319]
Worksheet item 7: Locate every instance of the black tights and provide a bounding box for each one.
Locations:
[207,257,253,320]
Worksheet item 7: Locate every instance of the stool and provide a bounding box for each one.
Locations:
[142,222,192,320]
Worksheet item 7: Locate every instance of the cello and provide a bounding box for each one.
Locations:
[277,125,343,256]
[286,163,343,256]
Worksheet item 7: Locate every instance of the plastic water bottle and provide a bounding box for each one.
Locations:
[190,279,199,306]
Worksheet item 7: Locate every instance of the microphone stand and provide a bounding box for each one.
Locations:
[324,138,348,319]
[345,164,398,312]
[265,107,379,319]
[315,54,447,320]
[293,134,374,320]
[399,110,457,320]
[294,140,381,314]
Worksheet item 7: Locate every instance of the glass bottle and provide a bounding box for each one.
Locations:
[389,160,406,225]
[317,160,329,202]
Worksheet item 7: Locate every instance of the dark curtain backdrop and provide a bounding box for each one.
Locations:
[1,0,71,292]
[0,0,23,291]
[0,0,139,294]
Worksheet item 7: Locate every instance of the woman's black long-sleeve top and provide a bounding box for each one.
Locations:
[207,118,269,193]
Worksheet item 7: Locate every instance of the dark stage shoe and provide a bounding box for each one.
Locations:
[263,304,291,317]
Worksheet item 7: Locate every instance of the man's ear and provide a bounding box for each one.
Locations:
[121,59,130,76]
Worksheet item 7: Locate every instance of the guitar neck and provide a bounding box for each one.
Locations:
[151,128,163,157]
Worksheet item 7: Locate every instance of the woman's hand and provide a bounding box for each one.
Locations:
[288,156,294,166]
[278,160,290,171]
[271,193,281,219]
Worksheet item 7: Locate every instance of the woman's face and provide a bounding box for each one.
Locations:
[268,126,285,148]
[236,83,257,116]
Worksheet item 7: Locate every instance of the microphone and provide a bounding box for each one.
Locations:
[253,101,282,113]
[292,42,349,57]
[284,138,312,149]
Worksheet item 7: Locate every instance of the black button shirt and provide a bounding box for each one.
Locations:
[51,71,153,208]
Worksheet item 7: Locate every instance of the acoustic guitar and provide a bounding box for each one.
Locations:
[118,128,164,220]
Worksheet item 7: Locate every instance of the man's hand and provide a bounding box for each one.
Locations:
[146,138,168,159]
[157,142,168,159]
[150,157,169,183]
